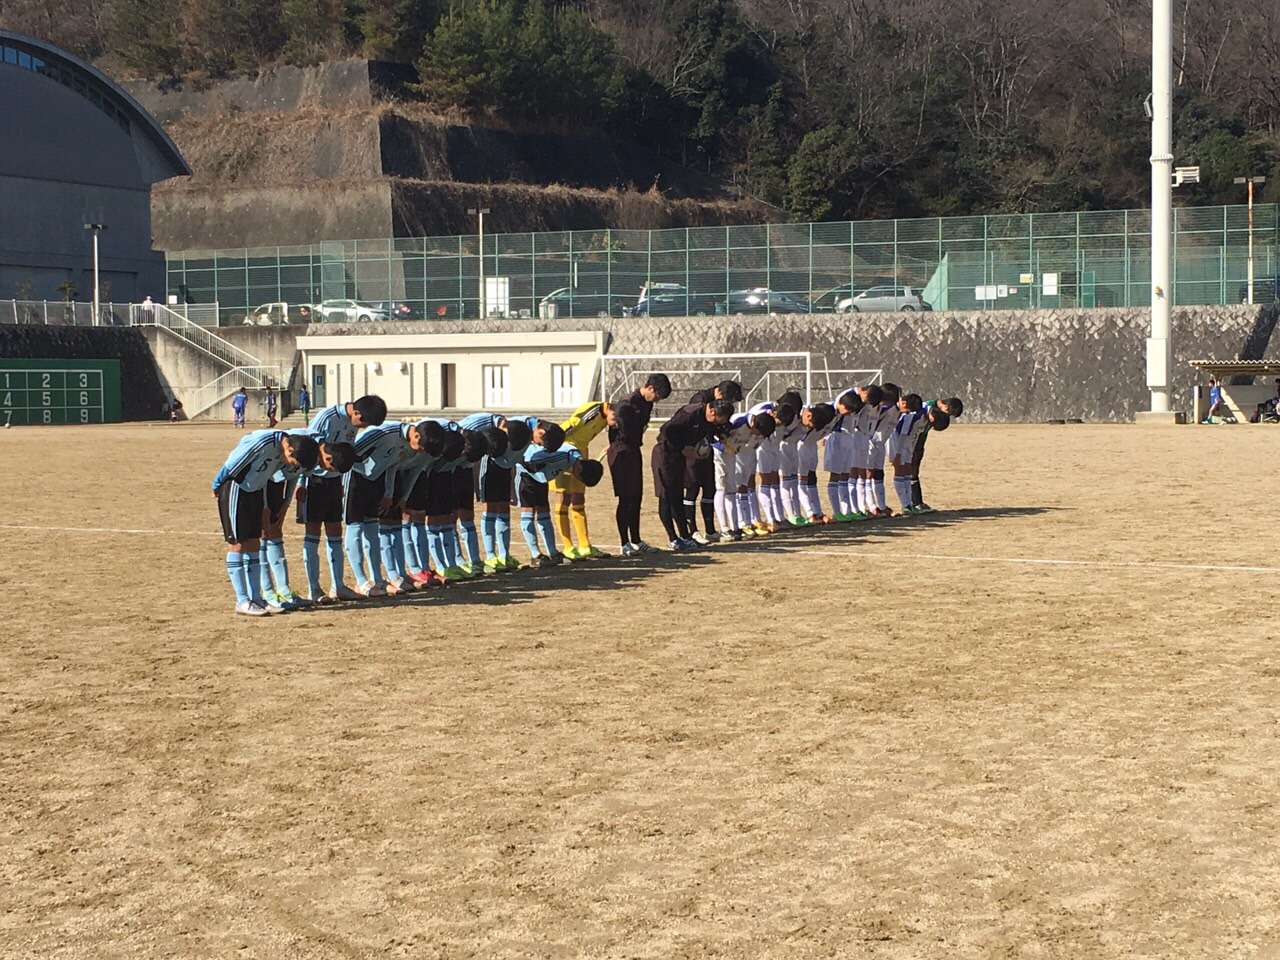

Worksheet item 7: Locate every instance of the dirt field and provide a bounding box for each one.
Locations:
[3,421,1279,959]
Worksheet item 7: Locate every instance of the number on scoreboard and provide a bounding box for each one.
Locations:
[0,367,107,425]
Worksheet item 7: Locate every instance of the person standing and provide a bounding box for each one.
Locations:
[231,387,248,428]
[1203,378,1222,424]
[264,386,278,427]
[299,384,311,426]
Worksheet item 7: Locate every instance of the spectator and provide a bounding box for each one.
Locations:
[263,386,278,427]
[299,384,311,426]
[140,295,155,325]
[1203,377,1222,424]
[231,387,248,428]
[169,397,183,423]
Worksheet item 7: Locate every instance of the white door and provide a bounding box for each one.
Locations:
[552,363,579,408]
[483,364,509,407]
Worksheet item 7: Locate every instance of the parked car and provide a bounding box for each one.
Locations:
[241,301,312,325]
[809,278,896,312]
[371,300,420,320]
[315,299,390,322]
[633,283,718,317]
[722,288,813,315]
[836,285,931,312]
[537,288,630,318]
[1238,277,1279,304]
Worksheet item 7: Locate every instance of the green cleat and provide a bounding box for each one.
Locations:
[503,555,521,571]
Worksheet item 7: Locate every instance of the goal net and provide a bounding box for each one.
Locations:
[601,352,816,421]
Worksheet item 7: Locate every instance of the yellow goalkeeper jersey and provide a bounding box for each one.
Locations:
[560,400,610,453]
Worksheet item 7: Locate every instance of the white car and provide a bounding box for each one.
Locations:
[316,299,390,323]
[836,286,931,313]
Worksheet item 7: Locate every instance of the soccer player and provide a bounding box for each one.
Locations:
[794,402,838,523]
[231,387,248,428]
[772,389,808,525]
[421,424,490,581]
[263,386,278,427]
[889,394,928,514]
[515,431,605,567]
[213,428,319,615]
[865,382,901,517]
[730,403,779,536]
[346,419,432,596]
[606,401,648,555]
[824,389,862,521]
[555,400,612,560]
[615,373,672,434]
[304,395,388,601]
[911,396,961,512]
[683,380,743,542]
[751,399,797,533]
[654,398,733,549]
[397,420,449,587]
[849,383,884,519]
[261,436,357,610]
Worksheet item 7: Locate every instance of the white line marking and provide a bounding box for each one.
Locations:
[0,524,217,537]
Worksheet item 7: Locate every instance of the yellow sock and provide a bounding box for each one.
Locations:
[555,503,573,546]
[570,505,590,548]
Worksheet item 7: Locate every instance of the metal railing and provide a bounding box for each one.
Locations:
[1,300,129,326]
[137,302,264,370]
[183,366,286,419]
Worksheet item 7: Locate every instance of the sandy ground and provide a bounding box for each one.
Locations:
[2,420,1279,959]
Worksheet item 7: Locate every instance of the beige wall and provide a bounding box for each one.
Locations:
[297,331,605,413]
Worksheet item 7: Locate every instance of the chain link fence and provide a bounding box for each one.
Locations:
[162,204,1280,326]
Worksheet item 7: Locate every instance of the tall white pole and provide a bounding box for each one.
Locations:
[92,230,101,326]
[1248,180,1255,305]
[1148,0,1173,413]
[477,210,485,319]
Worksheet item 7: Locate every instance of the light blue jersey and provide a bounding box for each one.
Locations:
[399,447,444,493]
[311,403,360,444]
[518,443,581,484]
[213,430,288,493]
[352,422,415,496]
[459,412,502,432]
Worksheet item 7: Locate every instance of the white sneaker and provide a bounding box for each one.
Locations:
[634,540,659,554]
[385,576,414,595]
[692,531,710,545]
[330,583,363,601]
[355,581,386,598]
[261,593,287,614]
[235,600,270,616]
[621,543,639,557]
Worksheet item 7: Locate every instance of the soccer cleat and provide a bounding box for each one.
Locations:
[330,583,363,602]
[704,531,722,543]
[408,570,433,585]
[916,503,935,513]
[459,561,476,577]
[235,600,270,616]
[545,551,566,566]
[354,581,386,598]
[727,529,745,541]
[787,516,807,526]
[621,543,639,557]
[503,555,521,571]
[439,565,470,582]
[262,594,287,614]
[692,531,710,545]
[634,540,660,554]
[482,557,504,574]
[752,523,771,536]
[530,554,551,569]
[562,545,583,561]
[384,577,415,595]
[276,589,311,611]
[313,592,336,606]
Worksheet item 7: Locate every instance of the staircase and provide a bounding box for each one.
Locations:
[135,303,286,418]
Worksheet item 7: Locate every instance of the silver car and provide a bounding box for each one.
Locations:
[836,285,930,312]
[316,299,390,323]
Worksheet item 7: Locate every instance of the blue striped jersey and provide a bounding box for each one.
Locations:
[458,412,502,432]
[310,403,359,444]
[213,429,288,492]
[518,443,581,484]
[352,422,415,495]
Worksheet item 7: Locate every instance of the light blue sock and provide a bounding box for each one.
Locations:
[362,522,383,583]
[242,553,264,604]
[404,521,423,575]
[461,519,480,566]
[227,551,249,604]
[520,512,540,558]
[344,522,368,585]
[440,525,459,567]
[495,513,512,558]
[302,534,322,596]
[411,520,430,572]
[536,513,557,555]
[325,535,345,589]
[427,525,447,571]
[481,513,497,560]
[265,539,289,596]
[258,545,273,595]
[379,523,404,580]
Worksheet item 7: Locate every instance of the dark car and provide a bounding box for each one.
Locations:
[372,300,421,320]
[1238,277,1279,304]
[633,284,718,317]
[537,287,630,318]
[722,288,813,315]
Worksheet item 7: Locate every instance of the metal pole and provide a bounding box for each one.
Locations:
[1148,0,1173,413]
[478,209,485,318]
[92,230,101,325]
[1248,181,1255,305]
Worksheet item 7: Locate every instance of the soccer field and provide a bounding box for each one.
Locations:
[2,422,1278,958]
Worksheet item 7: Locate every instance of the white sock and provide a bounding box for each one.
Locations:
[847,477,860,514]
[714,490,733,532]
[894,476,913,510]
[781,476,800,519]
[735,492,750,528]
[798,482,818,518]
[857,477,871,513]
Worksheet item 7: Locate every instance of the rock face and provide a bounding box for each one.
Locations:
[301,303,1280,422]
[119,62,774,252]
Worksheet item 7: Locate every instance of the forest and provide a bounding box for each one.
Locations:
[2,0,1277,221]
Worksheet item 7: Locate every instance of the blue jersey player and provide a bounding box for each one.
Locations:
[213,428,319,615]
[514,436,604,568]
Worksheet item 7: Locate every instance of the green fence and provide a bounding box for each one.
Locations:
[165,204,1280,325]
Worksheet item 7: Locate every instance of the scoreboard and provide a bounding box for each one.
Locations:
[1,359,122,425]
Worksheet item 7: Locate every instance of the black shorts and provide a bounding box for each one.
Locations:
[424,468,455,515]
[911,431,928,471]
[452,464,476,512]
[344,471,385,523]
[218,483,265,544]
[265,479,288,522]
[607,443,642,499]
[296,474,344,525]
[513,469,549,509]
[651,443,686,500]
[405,470,431,512]
[477,457,513,505]
[684,456,714,496]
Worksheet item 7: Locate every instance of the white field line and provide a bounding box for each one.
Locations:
[1,525,1276,575]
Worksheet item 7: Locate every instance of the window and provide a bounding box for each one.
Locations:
[551,363,579,408]
[482,364,509,407]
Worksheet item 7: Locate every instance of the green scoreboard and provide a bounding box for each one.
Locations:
[0,359,122,425]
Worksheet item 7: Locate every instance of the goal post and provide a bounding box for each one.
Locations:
[600,351,813,420]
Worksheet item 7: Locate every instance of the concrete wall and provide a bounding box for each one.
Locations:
[0,326,168,420]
